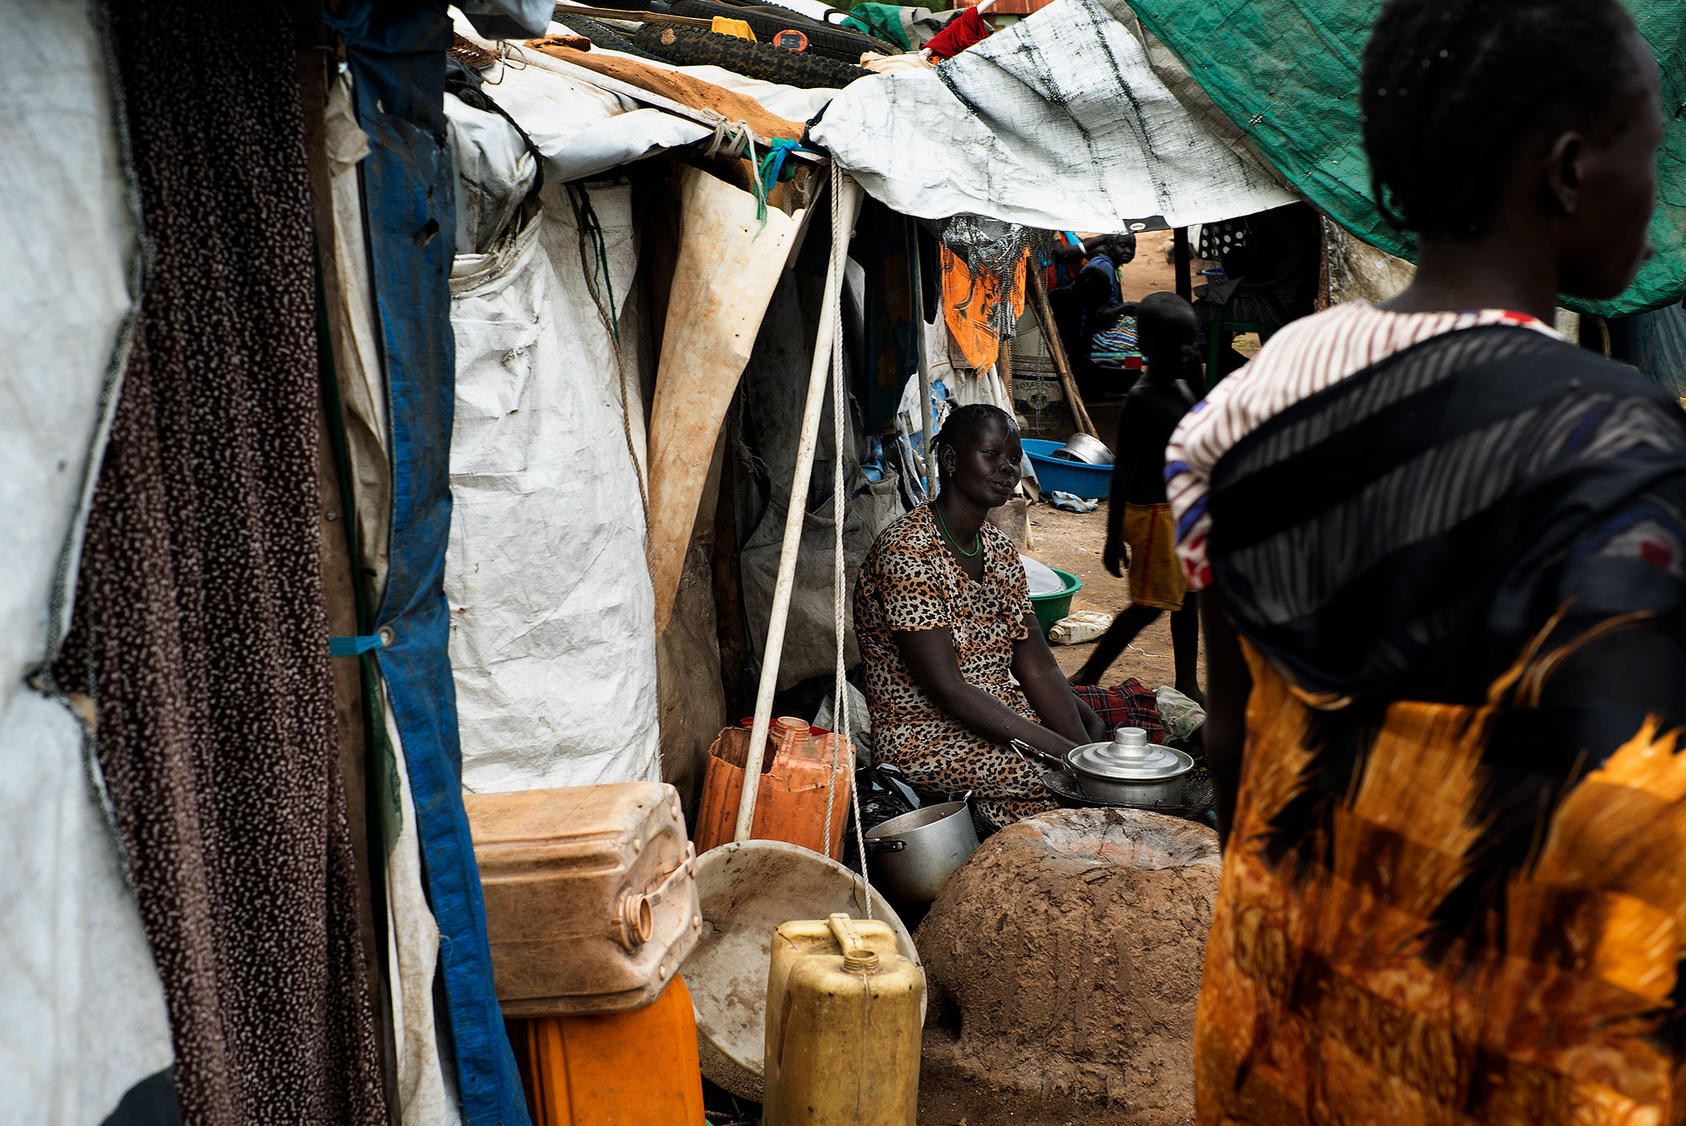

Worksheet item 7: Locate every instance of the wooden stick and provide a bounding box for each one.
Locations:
[1027,270,1098,438]
[554,3,713,27]
[997,332,1013,404]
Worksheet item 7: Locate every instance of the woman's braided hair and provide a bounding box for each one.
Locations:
[1360,0,1639,240]
[932,403,1017,485]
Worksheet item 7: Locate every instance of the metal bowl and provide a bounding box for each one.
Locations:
[1049,432,1115,466]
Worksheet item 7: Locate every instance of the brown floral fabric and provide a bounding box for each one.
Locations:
[854,503,1057,830]
[52,1,388,1122]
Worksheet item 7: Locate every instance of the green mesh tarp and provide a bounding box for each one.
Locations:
[1124,0,1686,317]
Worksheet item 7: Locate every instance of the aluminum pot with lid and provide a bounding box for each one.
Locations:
[862,797,980,903]
[1065,727,1193,806]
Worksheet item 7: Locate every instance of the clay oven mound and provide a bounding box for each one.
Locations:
[916,808,1220,1125]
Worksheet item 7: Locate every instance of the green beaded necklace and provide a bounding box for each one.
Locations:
[934,500,980,558]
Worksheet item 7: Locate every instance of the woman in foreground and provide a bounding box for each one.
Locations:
[1167,0,1680,1120]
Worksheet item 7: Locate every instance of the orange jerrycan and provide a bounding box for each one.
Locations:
[764,913,924,1126]
[693,716,851,857]
[508,975,705,1126]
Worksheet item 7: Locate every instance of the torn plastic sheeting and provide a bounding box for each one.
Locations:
[809,0,1296,230]
[461,15,832,184]
[324,74,394,597]
[648,166,802,632]
[446,91,539,255]
[447,185,659,793]
[478,56,710,184]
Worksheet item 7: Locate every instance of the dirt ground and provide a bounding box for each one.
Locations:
[1027,502,1193,692]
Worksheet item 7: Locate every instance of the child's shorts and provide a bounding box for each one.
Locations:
[1124,502,1189,611]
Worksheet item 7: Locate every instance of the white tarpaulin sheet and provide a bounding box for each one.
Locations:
[810,0,1296,230]
[2,2,175,1121]
[446,184,660,793]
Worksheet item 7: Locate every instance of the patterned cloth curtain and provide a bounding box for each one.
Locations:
[54,2,388,1121]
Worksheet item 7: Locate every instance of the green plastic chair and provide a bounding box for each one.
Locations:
[1205,275,1290,387]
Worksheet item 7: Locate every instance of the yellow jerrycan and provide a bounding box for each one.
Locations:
[764,913,924,1126]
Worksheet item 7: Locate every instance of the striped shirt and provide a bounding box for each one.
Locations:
[1165,303,1557,588]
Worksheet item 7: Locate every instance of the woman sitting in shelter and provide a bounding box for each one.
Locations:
[855,404,1105,832]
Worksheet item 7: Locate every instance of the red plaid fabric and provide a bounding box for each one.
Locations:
[1073,679,1163,742]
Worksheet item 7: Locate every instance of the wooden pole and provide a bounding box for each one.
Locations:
[1173,227,1193,303]
[908,219,936,497]
[1027,269,1098,438]
[733,173,864,843]
[555,3,713,26]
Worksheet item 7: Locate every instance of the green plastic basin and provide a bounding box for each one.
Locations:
[1029,567,1082,634]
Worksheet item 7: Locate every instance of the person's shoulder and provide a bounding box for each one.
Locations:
[1544,343,1686,441]
[867,503,937,563]
[980,517,1016,555]
[1126,373,1191,410]
[981,521,1025,582]
[1254,302,1374,355]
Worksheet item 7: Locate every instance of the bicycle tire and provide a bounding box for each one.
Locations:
[632,23,869,89]
[553,14,670,61]
[669,0,886,63]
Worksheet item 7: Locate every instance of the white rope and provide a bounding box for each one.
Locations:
[734,172,858,841]
[818,163,873,918]
[704,118,753,159]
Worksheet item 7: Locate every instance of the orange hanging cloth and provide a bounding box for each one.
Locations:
[940,246,1027,371]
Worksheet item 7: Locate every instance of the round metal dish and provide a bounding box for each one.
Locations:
[1050,432,1115,466]
[682,840,918,1100]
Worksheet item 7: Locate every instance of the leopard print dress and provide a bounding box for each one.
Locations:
[854,502,1060,831]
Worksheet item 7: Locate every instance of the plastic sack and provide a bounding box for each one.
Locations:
[1020,553,1065,596]
[1048,610,1113,645]
[855,762,920,833]
[1155,685,1207,740]
[1049,490,1099,513]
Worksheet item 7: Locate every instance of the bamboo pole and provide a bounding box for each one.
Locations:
[1027,269,1098,438]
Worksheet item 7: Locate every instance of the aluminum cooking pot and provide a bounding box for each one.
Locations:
[1065,727,1193,806]
[862,797,980,903]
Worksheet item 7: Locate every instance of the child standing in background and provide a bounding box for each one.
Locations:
[1070,292,1203,702]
